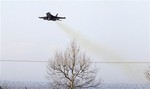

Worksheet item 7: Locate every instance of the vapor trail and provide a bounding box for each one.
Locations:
[56,22,122,62]
[55,21,147,82]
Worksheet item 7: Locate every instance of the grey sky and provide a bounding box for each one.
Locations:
[0,0,149,83]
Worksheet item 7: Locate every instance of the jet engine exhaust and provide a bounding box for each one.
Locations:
[55,21,147,82]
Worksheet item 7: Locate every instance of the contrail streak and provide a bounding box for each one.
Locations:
[55,21,148,82]
[56,22,122,62]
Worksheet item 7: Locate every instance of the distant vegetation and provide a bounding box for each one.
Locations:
[0,81,8,89]
[0,81,150,89]
[145,66,150,82]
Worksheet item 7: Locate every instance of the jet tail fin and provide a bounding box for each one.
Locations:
[56,13,58,17]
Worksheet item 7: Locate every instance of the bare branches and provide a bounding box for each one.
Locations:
[47,41,101,89]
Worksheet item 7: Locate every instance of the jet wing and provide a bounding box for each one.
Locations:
[39,17,47,20]
[57,17,66,19]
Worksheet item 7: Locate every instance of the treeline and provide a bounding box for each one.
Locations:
[0,86,27,89]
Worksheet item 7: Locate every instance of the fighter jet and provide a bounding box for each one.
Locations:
[39,12,66,21]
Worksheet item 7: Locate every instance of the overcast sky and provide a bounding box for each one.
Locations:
[0,0,149,83]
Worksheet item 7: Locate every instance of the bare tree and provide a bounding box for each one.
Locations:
[47,41,101,89]
[145,66,150,82]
